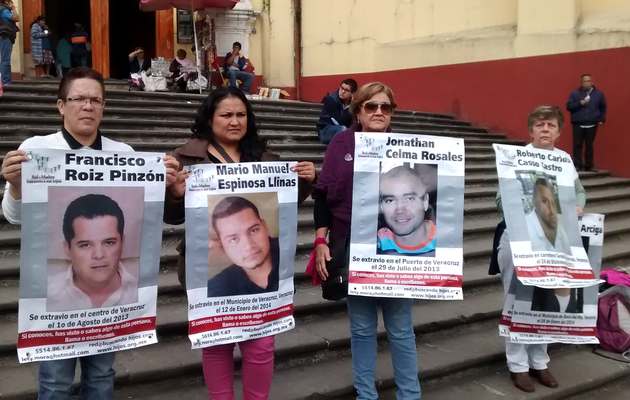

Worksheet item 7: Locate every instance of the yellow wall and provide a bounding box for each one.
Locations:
[251,0,295,88]
[9,0,24,77]
[301,0,630,77]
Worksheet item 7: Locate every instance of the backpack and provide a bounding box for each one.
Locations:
[597,287,630,353]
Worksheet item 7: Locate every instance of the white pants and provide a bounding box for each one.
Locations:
[498,231,550,373]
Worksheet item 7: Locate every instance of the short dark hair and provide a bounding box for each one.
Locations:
[31,15,45,27]
[341,78,358,93]
[176,49,187,59]
[57,67,105,101]
[211,196,261,236]
[63,194,125,244]
[191,86,266,161]
[380,165,428,199]
[580,73,591,80]
[232,41,242,49]
[527,105,564,131]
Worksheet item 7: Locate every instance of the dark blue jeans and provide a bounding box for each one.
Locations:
[318,124,346,144]
[347,295,421,399]
[38,353,115,400]
[0,36,13,85]
[227,69,254,94]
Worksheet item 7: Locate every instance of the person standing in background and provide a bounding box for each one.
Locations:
[566,74,606,171]
[56,34,72,77]
[70,22,89,67]
[0,0,19,86]
[30,16,53,77]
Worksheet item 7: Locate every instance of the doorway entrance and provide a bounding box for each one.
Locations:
[108,1,156,79]
[44,0,91,67]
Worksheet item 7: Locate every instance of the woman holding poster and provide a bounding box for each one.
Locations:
[495,105,587,393]
[313,82,422,399]
[164,86,316,400]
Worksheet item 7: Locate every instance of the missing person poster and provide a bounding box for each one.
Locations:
[184,162,298,348]
[494,144,600,288]
[17,149,166,363]
[500,213,604,344]
[349,132,465,300]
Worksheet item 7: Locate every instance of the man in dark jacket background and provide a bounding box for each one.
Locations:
[316,78,357,144]
[566,74,607,171]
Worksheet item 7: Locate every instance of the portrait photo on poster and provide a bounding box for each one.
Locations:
[46,186,144,312]
[206,192,280,298]
[516,171,570,254]
[376,162,438,257]
[530,287,584,314]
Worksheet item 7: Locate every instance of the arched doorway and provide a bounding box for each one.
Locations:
[108,1,156,79]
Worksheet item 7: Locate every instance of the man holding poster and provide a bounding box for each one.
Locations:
[1,67,179,399]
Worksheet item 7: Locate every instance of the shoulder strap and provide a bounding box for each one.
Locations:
[209,139,236,163]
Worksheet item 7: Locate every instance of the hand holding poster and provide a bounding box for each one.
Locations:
[349,132,465,300]
[493,144,600,288]
[17,149,166,363]
[184,162,298,348]
[500,213,604,344]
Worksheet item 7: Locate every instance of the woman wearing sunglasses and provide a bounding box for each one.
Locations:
[312,82,421,399]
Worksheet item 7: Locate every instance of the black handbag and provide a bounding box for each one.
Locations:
[321,234,350,301]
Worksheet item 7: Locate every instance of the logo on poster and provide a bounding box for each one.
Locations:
[357,135,384,158]
[498,146,516,167]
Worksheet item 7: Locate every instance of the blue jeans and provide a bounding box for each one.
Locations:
[226,69,254,93]
[38,353,115,400]
[318,124,346,144]
[0,36,13,85]
[347,295,421,400]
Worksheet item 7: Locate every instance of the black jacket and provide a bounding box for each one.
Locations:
[316,91,353,131]
[207,238,280,297]
[531,287,583,314]
[0,5,18,43]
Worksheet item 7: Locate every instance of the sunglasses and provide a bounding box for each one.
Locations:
[362,102,393,115]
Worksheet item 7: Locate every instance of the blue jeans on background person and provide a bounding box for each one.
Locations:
[38,353,115,400]
[347,295,421,400]
[0,36,13,85]
[318,124,346,144]
[226,69,254,94]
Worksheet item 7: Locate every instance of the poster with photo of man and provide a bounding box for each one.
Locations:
[493,144,600,288]
[17,149,166,363]
[184,162,298,348]
[500,213,604,344]
[349,132,465,300]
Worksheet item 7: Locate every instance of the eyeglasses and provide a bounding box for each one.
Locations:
[362,102,393,115]
[65,96,105,108]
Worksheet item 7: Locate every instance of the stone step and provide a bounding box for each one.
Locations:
[113,319,506,400]
[0,285,503,400]
[0,99,464,125]
[567,372,630,400]
[3,84,456,120]
[1,104,466,128]
[413,346,630,400]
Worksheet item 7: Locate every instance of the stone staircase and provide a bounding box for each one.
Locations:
[0,80,629,399]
